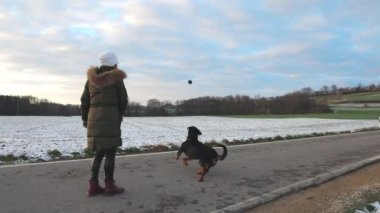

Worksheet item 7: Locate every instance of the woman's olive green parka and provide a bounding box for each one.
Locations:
[81,66,128,151]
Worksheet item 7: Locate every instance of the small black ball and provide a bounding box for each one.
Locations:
[188,80,192,84]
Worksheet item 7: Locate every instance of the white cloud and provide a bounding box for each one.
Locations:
[263,0,324,13]
[96,22,129,45]
[155,0,192,9]
[195,18,239,48]
[0,13,7,21]
[350,26,380,53]
[121,1,181,28]
[122,2,162,27]
[292,15,327,31]
[252,43,310,59]
[340,0,380,24]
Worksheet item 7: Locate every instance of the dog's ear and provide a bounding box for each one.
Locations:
[197,129,202,135]
[192,127,202,135]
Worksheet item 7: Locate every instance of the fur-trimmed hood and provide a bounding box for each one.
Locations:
[87,66,127,88]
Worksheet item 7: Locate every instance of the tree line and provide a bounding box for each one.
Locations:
[1,83,378,116]
[0,95,80,116]
[0,93,328,116]
[128,92,331,117]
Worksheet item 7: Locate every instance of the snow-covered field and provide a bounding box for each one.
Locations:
[0,116,377,160]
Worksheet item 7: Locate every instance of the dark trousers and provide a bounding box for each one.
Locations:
[90,148,116,181]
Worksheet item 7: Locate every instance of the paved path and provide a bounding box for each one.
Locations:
[1,131,380,213]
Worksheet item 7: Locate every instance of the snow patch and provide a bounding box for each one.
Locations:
[0,116,377,160]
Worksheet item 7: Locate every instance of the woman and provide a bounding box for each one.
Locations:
[81,51,128,196]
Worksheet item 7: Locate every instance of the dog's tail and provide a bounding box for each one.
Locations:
[216,144,227,160]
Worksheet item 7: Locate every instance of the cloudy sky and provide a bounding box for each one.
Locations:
[0,0,379,105]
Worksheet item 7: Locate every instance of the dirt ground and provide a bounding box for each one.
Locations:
[250,161,380,213]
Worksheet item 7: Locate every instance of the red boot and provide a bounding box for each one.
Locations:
[104,180,124,195]
[87,180,105,197]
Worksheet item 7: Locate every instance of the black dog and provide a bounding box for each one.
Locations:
[176,126,227,182]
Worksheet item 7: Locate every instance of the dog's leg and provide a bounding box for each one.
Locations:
[197,167,210,174]
[182,157,191,167]
[176,149,183,160]
[197,168,203,174]
[198,167,206,182]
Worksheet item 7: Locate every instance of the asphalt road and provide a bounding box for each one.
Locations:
[1,131,380,213]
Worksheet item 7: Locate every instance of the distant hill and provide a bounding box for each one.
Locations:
[313,91,380,105]
[342,92,380,103]
[312,91,380,119]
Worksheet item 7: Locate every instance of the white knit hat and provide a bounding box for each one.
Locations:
[98,51,119,66]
